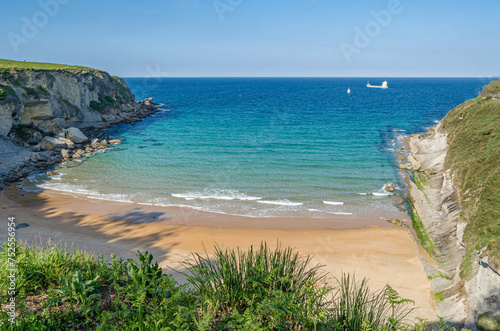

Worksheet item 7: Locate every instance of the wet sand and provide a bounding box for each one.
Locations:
[0,183,438,322]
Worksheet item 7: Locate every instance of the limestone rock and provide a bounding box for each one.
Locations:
[85,146,94,153]
[46,171,59,176]
[100,139,108,146]
[0,101,16,137]
[384,183,395,192]
[72,149,85,158]
[91,138,101,149]
[108,139,122,145]
[61,149,70,160]
[65,127,88,144]
[41,136,66,150]
[59,137,74,148]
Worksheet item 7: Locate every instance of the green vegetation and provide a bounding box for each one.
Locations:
[12,124,32,139]
[111,76,132,100]
[90,96,117,112]
[0,59,95,72]
[0,84,18,101]
[441,79,500,277]
[412,173,432,206]
[477,313,500,331]
[407,200,440,261]
[432,290,445,305]
[0,240,472,330]
[21,85,50,99]
[427,272,453,281]
[61,99,81,114]
[480,79,500,96]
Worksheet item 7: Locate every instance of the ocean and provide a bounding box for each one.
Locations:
[26,78,487,219]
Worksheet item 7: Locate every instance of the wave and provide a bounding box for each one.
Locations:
[323,201,344,205]
[326,211,353,215]
[171,189,262,202]
[257,200,303,206]
[38,182,99,196]
[87,193,135,204]
[372,192,392,197]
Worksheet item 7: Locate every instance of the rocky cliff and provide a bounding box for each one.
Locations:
[400,85,500,330]
[0,60,158,189]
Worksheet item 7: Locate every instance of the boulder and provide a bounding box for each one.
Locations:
[61,149,70,160]
[108,139,122,145]
[72,149,85,158]
[91,138,101,149]
[100,139,108,146]
[85,146,94,153]
[65,127,88,144]
[40,136,66,150]
[395,198,405,205]
[384,183,395,192]
[59,137,74,148]
[47,171,59,176]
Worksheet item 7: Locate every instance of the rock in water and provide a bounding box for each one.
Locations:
[61,149,70,160]
[108,139,122,145]
[65,127,88,144]
[384,183,395,192]
[91,138,101,149]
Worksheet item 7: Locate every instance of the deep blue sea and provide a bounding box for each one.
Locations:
[29,78,488,218]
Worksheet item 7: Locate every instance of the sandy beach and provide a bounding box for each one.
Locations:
[0,182,438,322]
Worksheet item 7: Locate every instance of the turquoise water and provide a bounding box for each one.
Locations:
[30,78,487,218]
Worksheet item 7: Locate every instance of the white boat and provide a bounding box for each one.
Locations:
[367,80,388,89]
[347,87,351,94]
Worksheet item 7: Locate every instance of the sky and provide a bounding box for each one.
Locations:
[0,0,499,77]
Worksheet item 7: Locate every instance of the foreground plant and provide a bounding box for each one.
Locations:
[184,241,329,329]
[0,239,474,330]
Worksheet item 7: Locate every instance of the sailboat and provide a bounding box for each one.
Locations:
[367,80,388,89]
[347,87,351,94]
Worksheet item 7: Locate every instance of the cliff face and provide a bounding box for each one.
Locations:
[0,63,158,189]
[401,91,500,329]
[0,68,152,137]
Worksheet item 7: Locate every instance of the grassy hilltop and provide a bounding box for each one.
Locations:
[0,59,96,72]
[441,79,500,277]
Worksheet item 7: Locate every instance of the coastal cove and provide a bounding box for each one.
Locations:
[1,65,497,329]
[24,78,487,220]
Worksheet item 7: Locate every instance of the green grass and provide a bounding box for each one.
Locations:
[477,313,500,331]
[0,84,18,101]
[0,59,96,72]
[427,272,453,281]
[407,200,440,261]
[89,96,117,112]
[481,79,500,95]
[1,239,469,330]
[432,290,445,304]
[413,172,432,206]
[441,79,500,277]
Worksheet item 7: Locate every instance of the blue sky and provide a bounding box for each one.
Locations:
[1,0,499,77]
